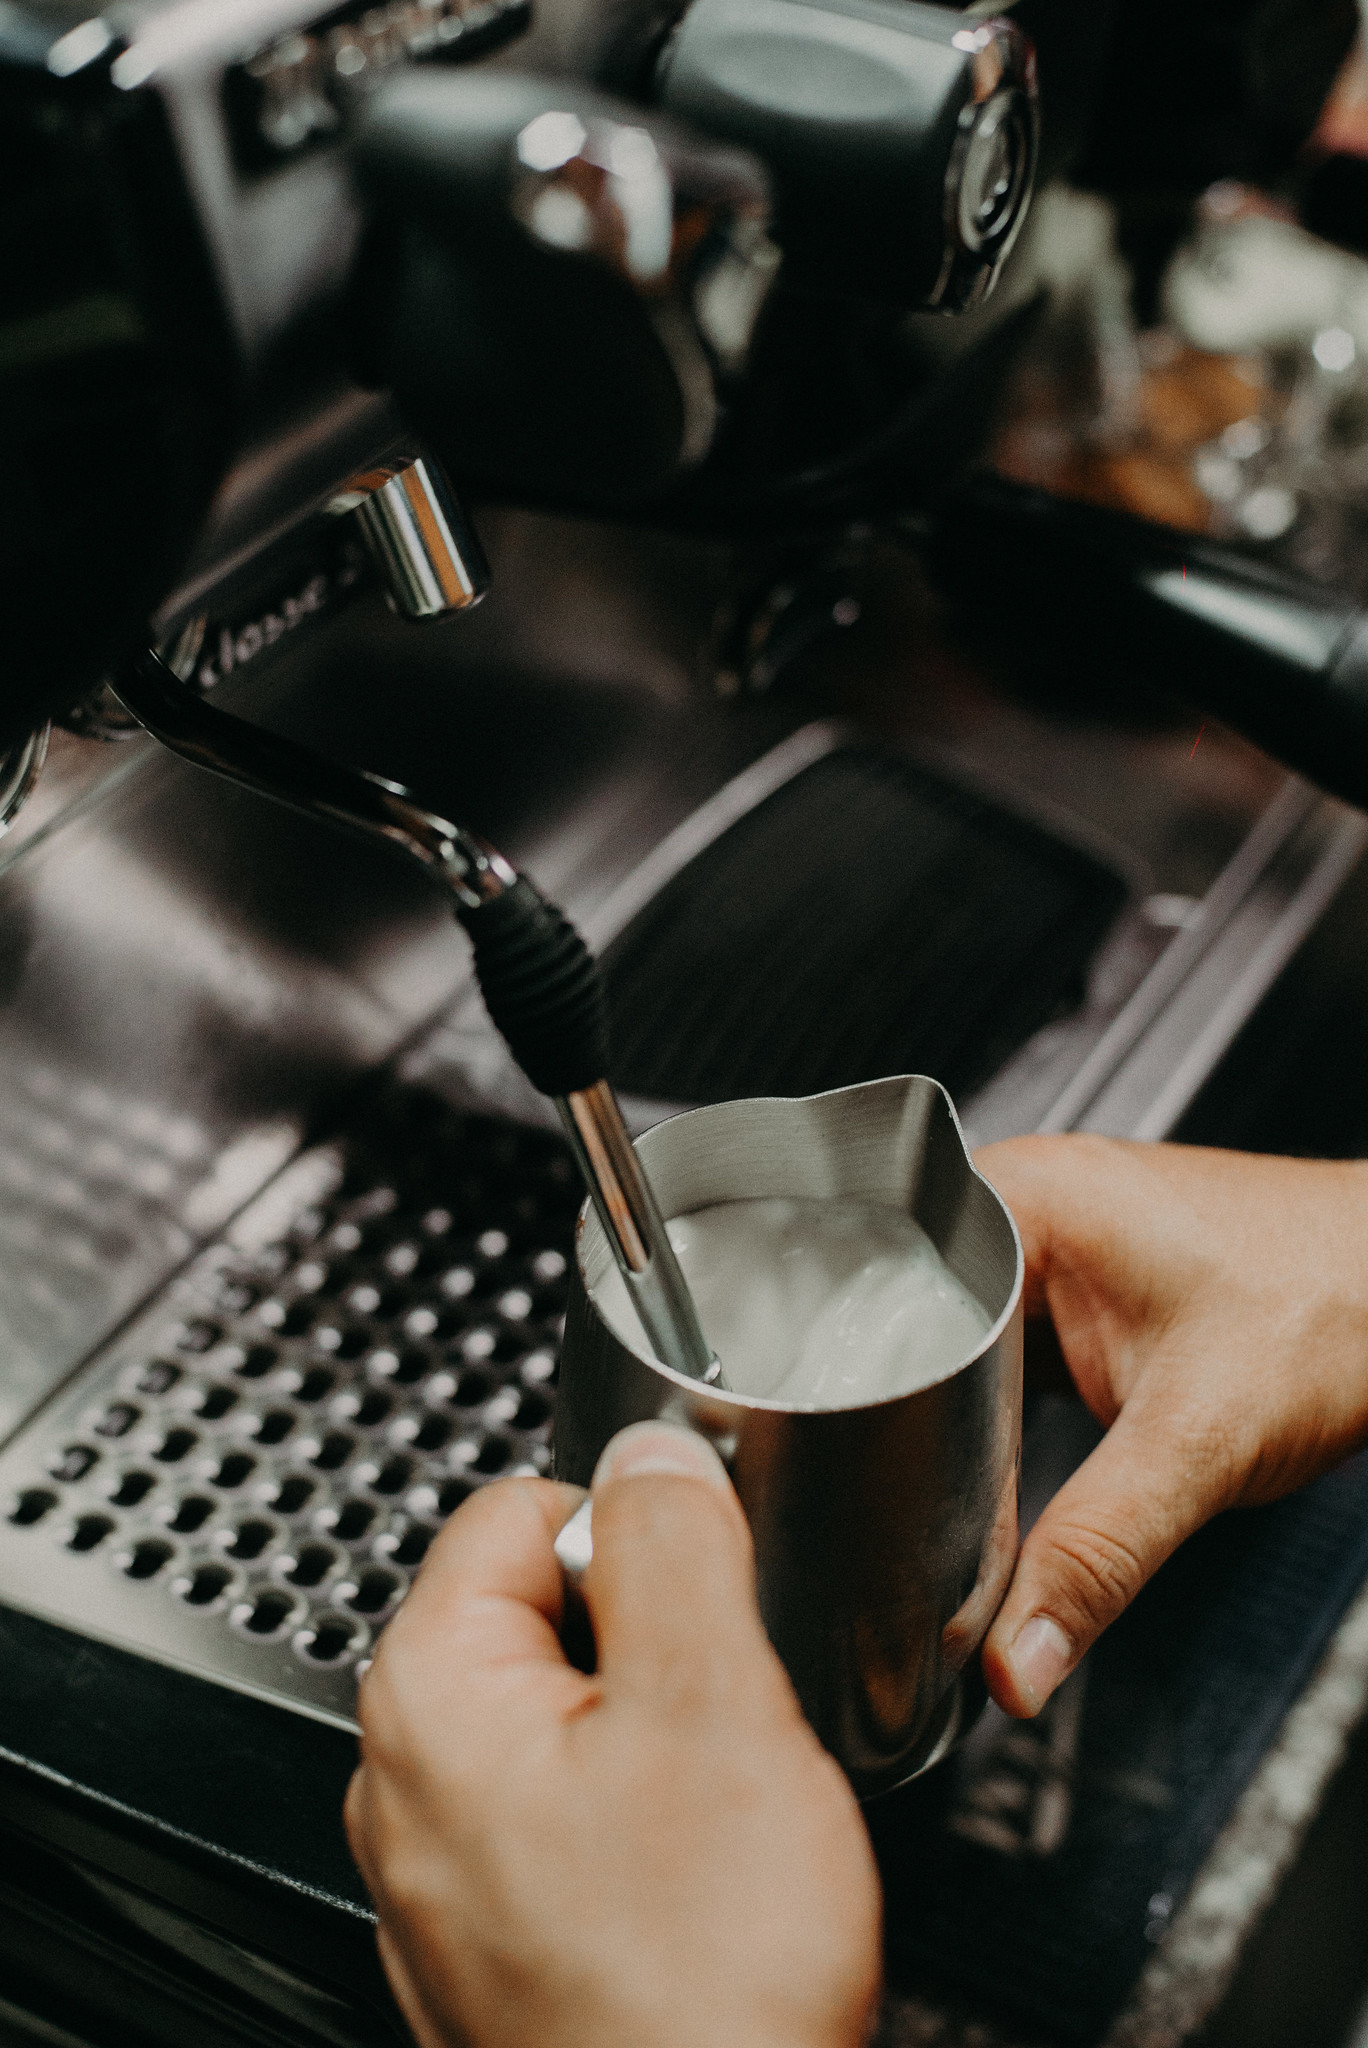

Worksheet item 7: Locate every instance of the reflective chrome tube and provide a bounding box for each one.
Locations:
[559,1082,722,1386]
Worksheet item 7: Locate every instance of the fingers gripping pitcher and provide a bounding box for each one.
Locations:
[554,1075,1024,1797]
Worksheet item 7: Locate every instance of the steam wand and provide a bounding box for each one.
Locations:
[114,649,723,1389]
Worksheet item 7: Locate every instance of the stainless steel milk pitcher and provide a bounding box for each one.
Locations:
[554,1074,1024,1797]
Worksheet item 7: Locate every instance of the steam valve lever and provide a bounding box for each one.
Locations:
[329,455,490,619]
[112,647,722,1390]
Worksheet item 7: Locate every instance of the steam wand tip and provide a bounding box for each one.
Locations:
[456,877,724,1389]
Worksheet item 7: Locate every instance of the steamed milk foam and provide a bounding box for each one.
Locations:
[595,1195,991,1408]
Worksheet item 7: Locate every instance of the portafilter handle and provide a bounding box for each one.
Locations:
[926,471,1368,812]
[112,646,722,1389]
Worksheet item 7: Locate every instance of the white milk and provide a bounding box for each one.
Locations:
[593,1195,991,1409]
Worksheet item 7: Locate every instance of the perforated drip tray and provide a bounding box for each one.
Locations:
[0,1090,578,1729]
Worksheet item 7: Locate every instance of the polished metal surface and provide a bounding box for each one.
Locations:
[509,100,781,385]
[559,1080,721,1384]
[114,648,514,910]
[0,1107,574,1729]
[330,456,490,621]
[962,777,1368,1147]
[940,18,1038,309]
[554,1075,1024,1795]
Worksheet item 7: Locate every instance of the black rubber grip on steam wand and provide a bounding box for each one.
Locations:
[458,876,610,1098]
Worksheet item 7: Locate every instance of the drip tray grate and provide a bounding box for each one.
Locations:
[602,746,1132,1107]
[0,1088,578,1728]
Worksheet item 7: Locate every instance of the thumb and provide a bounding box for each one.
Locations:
[982,1401,1229,1716]
[585,1422,780,1713]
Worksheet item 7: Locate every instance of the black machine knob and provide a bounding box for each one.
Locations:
[655,0,1038,311]
[351,71,778,508]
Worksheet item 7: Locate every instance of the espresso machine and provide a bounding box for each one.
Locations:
[5,0,1368,2042]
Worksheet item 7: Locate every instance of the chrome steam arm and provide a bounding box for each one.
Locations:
[113,648,721,1389]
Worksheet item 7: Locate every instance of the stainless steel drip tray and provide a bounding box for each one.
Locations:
[1,725,1365,1738]
[0,1092,578,1730]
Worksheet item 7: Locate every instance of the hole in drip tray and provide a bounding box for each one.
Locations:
[67,1514,115,1551]
[311,1432,355,1471]
[437,1479,473,1516]
[178,1563,233,1607]
[391,1524,432,1567]
[211,1452,256,1489]
[235,1347,277,1380]
[195,1386,237,1422]
[316,1325,368,1360]
[124,1538,174,1580]
[95,1403,139,1439]
[10,1488,58,1527]
[134,1360,180,1395]
[152,1428,198,1464]
[270,1476,315,1515]
[283,1542,338,1589]
[224,1518,275,1561]
[295,1368,334,1403]
[450,1368,493,1408]
[371,1456,412,1497]
[252,1410,295,1446]
[411,1415,450,1453]
[108,1471,155,1509]
[239,1588,295,1636]
[472,1438,511,1475]
[512,1390,552,1432]
[297,1613,362,1664]
[342,1567,400,1615]
[331,1499,376,1542]
[167,1495,214,1534]
[49,1445,98,1483]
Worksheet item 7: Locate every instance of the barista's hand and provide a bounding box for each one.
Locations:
[345,1422,881,2048]
[976,1136,1368,1717]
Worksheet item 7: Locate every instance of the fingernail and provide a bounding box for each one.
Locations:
[1008,1614,1073,1711]
[592,1421,729,1492]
